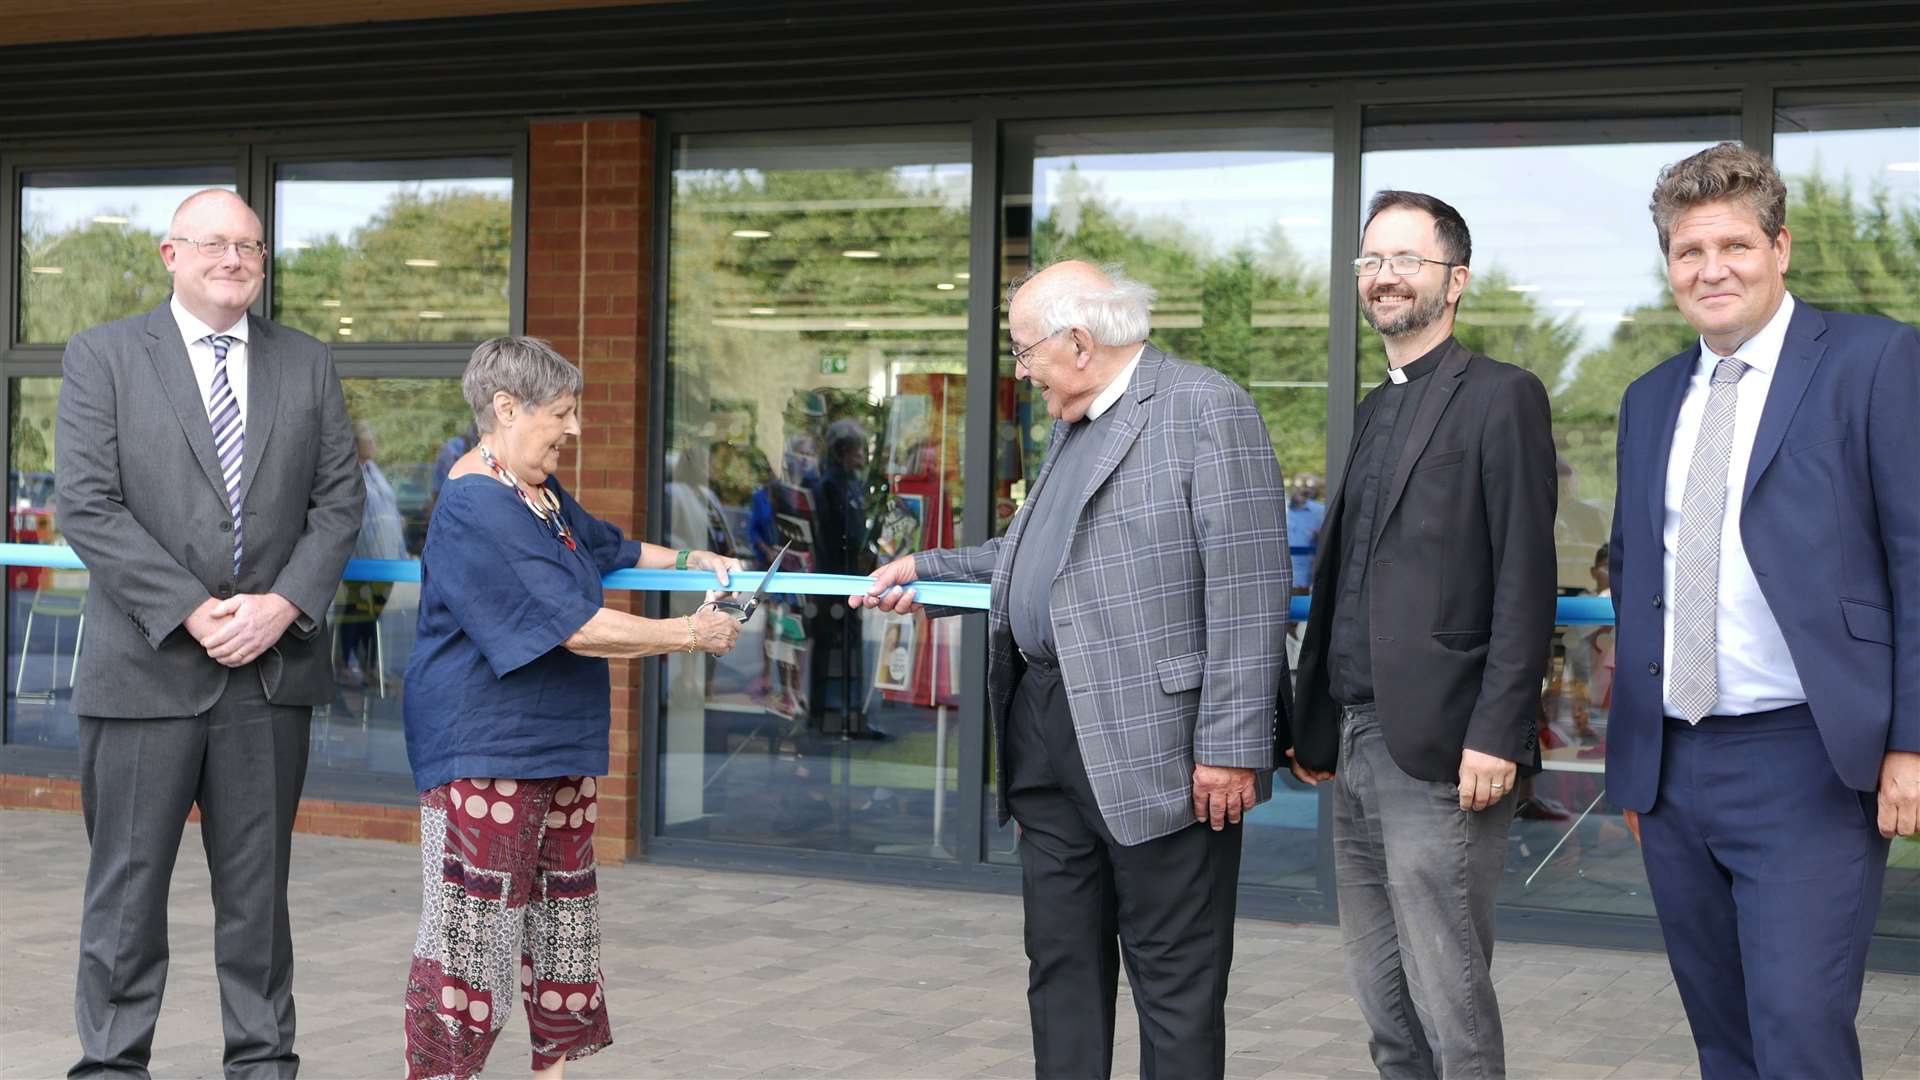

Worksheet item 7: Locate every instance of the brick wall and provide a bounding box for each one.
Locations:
[525,117,654,865]
[0,114,657,863]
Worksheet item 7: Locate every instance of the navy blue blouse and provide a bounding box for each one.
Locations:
[403,473,642,792]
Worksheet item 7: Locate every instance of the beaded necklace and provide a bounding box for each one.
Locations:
[477,443,577,551]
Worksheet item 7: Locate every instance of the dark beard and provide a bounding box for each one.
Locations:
[1362,288,1448,338]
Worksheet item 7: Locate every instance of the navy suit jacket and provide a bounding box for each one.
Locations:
[1606,299,1920,812]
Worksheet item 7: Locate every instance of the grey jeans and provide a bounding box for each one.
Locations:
[1331,704,1513,1080]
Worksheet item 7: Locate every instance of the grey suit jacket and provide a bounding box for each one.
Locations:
[918,346,1291,846]
[55,300,363,717]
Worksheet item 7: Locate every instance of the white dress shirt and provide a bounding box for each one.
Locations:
[1086,345,1146,421]
[170,295,250,431]
[1661,292,1805,718]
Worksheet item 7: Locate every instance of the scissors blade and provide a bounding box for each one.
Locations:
[749,541,791,604]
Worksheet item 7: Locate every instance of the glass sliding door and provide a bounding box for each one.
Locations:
[1361,96,1743,919]
[662,127,972,857]
[994,113,1335,889]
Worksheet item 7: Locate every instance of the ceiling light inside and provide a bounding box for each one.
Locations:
[936,282,956,290]
[320,299,342,308]
[749,307,778,315]
[404,258,440,268]
[954,272,971,280]
[841,250,881,259]
[844,320,871,328]
[28,266,62,275]
[91,215,129,225]
[731,229,772,239]
[338,317,353,325]
[337,328,353,336]
[418,311,445,319]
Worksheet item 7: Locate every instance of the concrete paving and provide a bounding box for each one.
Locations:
[2,808,1915,1079]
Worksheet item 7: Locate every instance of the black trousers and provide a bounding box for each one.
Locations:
[72,667,310,1080]
[1007,659,1242,1080]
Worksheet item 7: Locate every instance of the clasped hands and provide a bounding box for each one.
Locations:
[184,592,299,667]
[1286,744,1517,813]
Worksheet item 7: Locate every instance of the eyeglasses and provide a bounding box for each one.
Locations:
[1009,328,1064,364]
[1352,254,1455,277]
[170,236,269,260]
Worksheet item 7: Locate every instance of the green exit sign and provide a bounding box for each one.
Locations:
[819,353,848,374]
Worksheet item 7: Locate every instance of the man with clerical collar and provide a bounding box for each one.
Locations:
[1286,190,1558,1078]
[853,259,1290,1078]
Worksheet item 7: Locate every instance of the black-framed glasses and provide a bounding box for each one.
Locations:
[170,236,269,260]
[1009,327,1064,363]
[1352,254,1455,277]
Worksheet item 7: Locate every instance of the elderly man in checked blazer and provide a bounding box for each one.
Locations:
[854,260,1291,1080]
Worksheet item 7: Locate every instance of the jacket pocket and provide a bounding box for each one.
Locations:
[1156,651,1205,694]
[1840,599,1892,645]
[1788,423,1845,455]
[1411,448,1466,473]
[1431,629,1492,650]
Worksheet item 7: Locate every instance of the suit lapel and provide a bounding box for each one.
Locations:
[237,313,281,507]
[1053,347,1161,555]
[143,303,229,501]
[1377,342,1469,535]
[1643,346,1700,536]
[1740,302,1826,508]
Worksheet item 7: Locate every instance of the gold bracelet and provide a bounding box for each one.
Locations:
[684,614,698,653]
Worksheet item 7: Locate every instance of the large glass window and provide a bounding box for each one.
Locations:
[273,158,513,343]
[995,113,1334,887]
[1361,97,1742,920]
[16,166,236,344]
[1775,86,1920,937]
[662,127,971,856]
[6,377,81,747]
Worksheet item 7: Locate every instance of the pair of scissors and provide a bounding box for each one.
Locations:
[706,541,791,623]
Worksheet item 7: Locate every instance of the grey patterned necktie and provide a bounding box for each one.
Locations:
[1670,356,1749,723]
[205,334,244,575]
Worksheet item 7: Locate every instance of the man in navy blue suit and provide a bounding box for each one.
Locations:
[1608,141,1920,1079]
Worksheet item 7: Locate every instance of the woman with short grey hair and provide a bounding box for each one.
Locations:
[400,336,741,1079]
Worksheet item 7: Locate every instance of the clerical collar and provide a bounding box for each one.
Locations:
[1385,339,1450,385]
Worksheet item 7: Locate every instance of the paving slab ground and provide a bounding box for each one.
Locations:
[2,809,1915,1079]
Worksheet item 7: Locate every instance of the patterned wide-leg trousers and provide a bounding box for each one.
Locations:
[404,776,611,1079]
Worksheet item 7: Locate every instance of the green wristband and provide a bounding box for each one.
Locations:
[676,549,691,570]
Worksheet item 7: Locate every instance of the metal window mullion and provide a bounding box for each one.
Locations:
[957,113,1001,868]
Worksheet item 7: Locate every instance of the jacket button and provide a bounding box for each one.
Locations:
[1651,593,1661,608]
[216,583,235,599]
[1648,661,1660,676]
[217,520,232,533]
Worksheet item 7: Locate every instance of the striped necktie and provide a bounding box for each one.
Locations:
[1669,355,1749,723]
[205,334,245,576]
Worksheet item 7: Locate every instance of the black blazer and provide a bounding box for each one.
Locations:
[1286,339,1558,781]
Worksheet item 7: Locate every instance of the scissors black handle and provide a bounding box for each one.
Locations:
[707,597,757,623]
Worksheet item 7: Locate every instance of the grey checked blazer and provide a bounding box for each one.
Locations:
[55,301,363,717]
[918,346,1291,846]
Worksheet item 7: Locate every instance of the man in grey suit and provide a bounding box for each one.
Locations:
[854,260,1290,1079]
[56,189,362,1079]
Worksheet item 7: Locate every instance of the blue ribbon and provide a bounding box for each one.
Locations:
[0,542,1616,625]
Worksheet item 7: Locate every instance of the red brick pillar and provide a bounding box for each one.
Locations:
[525,117,653,864]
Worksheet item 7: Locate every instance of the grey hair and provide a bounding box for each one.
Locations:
[1007,262,1156,346]
[1650,141,1787,255]
[462,336,585,434]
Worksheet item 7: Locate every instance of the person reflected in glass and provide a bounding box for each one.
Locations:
[337,419,407,689]
[1286,470,1326,594]
[400,336,742,1080]
[1287,191,1558,1079]
[853,260,1291,1079]
[808,417,884,740]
